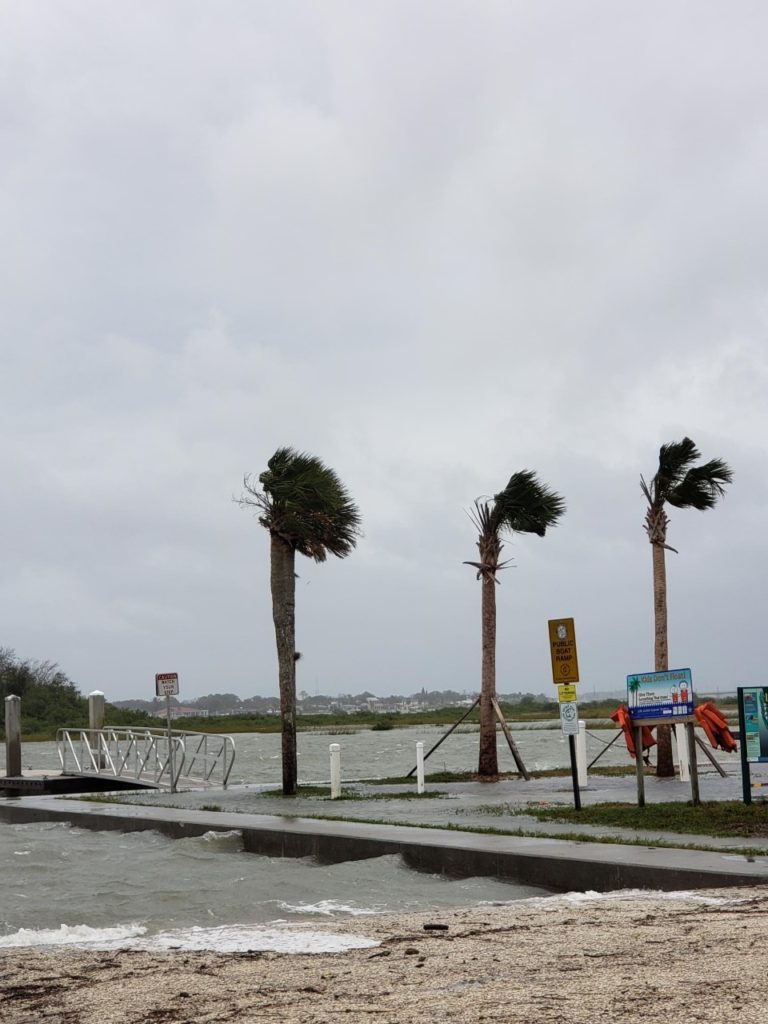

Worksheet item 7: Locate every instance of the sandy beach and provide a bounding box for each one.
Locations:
[2,886,767,1023]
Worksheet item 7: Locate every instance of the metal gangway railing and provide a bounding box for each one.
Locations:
[56,727,236,790]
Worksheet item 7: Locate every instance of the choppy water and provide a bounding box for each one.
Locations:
[0,724,630,952]
[2,722,627,786]
[0,821,549,952]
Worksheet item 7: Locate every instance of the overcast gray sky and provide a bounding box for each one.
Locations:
[2,1,766,703]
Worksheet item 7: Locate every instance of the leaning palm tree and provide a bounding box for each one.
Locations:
[239,447,361,795]
[641,438,733,776]
[465,471,565,776]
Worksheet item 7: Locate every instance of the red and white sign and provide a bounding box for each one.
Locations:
[155,672,179,697]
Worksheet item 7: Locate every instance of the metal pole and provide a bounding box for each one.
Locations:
[4,695,21,778]
[166,694,176,793]
[737,687,751,805]
[416,742,425,794]
[634,724,645,807]
[568,734,581,810]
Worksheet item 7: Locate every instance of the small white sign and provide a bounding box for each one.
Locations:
[560,701,579,736]
[155,672,179,697]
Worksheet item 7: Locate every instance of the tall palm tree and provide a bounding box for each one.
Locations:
[465,471,565,777]
[641,437,733,776]
[239,447,361,795]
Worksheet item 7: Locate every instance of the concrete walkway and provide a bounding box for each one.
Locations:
[2,766,768,894]
[82,765,768,853]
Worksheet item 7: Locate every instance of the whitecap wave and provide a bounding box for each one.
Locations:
[0,921,378,954]
[197,830,243,847]
[277,899,380,917]
[0,923,147,948]
[521,888,756,907]
[135,924,379,953]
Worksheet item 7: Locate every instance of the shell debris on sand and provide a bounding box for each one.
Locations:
[1,886,767,1023]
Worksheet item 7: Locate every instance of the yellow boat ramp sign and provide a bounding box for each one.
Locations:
[548,618,580,684]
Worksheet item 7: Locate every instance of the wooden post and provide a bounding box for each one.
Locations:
[686,721,700,806]
[5,695,21,778]
[88,690,105,731]
[89,690,106,769]
[694,734,727,778]
[634,724,645,807]
[491,697,530,779]
[587,729,622,769]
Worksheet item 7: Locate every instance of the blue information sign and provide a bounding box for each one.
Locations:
[739,687,768,763]
[627,668,693,720]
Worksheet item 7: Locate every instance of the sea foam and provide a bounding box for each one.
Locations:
[0,921,378,954]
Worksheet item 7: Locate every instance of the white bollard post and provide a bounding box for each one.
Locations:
[330,743,341,799]
[576,720,588,789]
[675,723,690,782]
[416,741,425,794]
[5,694,21,777]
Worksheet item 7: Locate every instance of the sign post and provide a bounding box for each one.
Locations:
[627,668,699,806]
[155,672,179,793]
[548,619,581,810]
[736,686,768,805]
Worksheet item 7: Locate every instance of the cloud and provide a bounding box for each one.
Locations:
[1,1,766,702]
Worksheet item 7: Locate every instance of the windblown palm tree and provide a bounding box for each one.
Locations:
[239,448,361,795]
[641,438,733,776]
[466,471,565,776]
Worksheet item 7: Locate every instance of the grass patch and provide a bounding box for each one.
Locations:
[356,765,639,787]
[521,800,768,838]
[259,784,446,801]
[76,793,124,804]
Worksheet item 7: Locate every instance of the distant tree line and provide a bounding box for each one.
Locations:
[0,648,152,738]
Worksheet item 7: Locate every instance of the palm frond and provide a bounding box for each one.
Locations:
[650,437,700,502]
[466,498,498,539]
[493,470,566,537]
[238,447,362,561]
[667,458,734,510]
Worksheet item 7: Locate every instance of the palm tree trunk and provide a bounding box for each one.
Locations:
[651,538,674,777]
[270,534,298,795]
[478,573,499,776]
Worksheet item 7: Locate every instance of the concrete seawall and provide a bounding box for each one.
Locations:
[1,795,767,893]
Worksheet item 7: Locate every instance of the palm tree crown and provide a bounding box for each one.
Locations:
[641,438,733,551]
[467,470,566,578]
[242,447,361,560]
